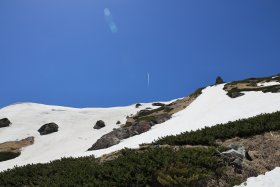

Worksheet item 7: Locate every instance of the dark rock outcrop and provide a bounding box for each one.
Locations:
[94,120,106,129]
[88,121,153,151]
[215,76,224,85]
[116,121,121,125]
[0,118,11,128]
[135,103,142,108]
[220,144,247,174]
[38,123,59,135]
[88,113,173,151]
[152,103,165,107]
[88,87,202,151]
[227,92,245,98]
[221,144,246,159]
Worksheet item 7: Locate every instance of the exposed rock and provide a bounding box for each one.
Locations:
[130,121,151,135]
[153,114,172,124]
[221,144,246,159]
[88,121,152,151]
[152,102,166,107]
[88,133,120,150]
[227,91,245,98]
[215,76,224,84]
[94,120,105,129]
[38,123,59,135]
[0,152,21,162]
[116,121,121,125]
[88,87,202,151]
[232,158,243,174]
[135,103,142,108]
[0,118,11,128]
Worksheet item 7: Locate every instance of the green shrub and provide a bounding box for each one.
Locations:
[0,152,20,162]
[154,111,280,146]
[0,148,225,186]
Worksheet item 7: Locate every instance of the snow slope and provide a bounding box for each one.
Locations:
[1,83,280,187]
[82,84,280,158]
[0,102,161,171]
[237,168,280,187]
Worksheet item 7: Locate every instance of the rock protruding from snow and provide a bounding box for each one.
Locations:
[227,92,245,98]
[38,123,59,135]
[215,76,224,85]
[94,120,106,129]
[88,121,154,151]
[135,103,142,108]
[0,118,11,128]
[152,103,166,107]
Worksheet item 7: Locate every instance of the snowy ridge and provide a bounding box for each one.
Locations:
[1,84,280,187]
[81,84,280,158]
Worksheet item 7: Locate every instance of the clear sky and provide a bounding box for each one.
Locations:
[1,0,280,108]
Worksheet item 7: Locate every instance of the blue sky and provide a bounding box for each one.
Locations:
[0,0,280,108]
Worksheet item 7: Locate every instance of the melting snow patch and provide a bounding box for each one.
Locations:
[257,81,280,87]
[237,167,280,187]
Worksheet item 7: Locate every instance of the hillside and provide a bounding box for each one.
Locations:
[1,75,280,186]
[1,111,280,186]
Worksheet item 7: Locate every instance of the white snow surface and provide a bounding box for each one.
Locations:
[257,81,280,87]
[237,167,280,187]
[82,84,280,158]
[0,102,162,171]
[1,84,280,187]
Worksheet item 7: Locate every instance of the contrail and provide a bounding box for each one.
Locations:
[147,73,150,88]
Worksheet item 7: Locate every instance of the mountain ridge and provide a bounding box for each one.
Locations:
[1,74,280,186]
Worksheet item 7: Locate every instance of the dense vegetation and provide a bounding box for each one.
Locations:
[154,111,280,146]
[226,75,280,86]
[1,111,280,186]
[0,147,227,186]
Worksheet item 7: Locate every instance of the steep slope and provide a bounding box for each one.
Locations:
[83,84,280,158]
[1,75,280,186]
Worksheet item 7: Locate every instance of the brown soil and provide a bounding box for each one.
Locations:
[224,82,257,92]
[0,137,34,153]
[125,90,201,127]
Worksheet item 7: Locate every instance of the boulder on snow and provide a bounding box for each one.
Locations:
[116,121,121,125]
[94,120,106,129]
[135,103,142,108]
[38,123,59,135]
[88,129,124,150]
[0,118,11,128]
[227,91,245,98]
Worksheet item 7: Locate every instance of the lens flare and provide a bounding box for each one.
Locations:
[104,8,118,33]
